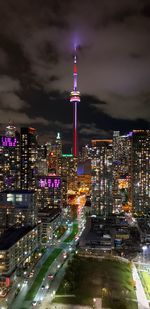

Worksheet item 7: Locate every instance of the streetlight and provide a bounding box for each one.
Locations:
[93,298,96,308]
[142,245,148,264]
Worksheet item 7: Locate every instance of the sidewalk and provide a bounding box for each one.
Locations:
[49,305,92,309]
[48,298,105,309]
[45,298,106,309]
[132,263,149,309]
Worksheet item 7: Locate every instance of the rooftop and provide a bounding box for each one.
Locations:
[0,190,35,194]
[38,208,61,221]
[0,225,37,250]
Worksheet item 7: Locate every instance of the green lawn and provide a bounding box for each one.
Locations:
[54,256,137,309]
[64,223,78,243]
[25,248,62,301]
[139,271,150,300]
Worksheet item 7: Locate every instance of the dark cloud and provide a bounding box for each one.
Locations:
[0,76,49,125]
[91,92,150,121]
[0,0,149,147]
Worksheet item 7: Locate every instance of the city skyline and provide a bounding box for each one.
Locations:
[0,1,149,304]
[0,0,149,149]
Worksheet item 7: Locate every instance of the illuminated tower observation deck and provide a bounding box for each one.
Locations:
[70,46,80,157]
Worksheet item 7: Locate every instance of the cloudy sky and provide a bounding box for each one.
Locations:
[0,0,150,148]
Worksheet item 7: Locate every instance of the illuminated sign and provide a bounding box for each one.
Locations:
[6,277,10,287]
[39,177,61,188]
[0,136,17,147]
[62,154,73,157]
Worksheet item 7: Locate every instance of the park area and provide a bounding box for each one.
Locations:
[54,255,137,309]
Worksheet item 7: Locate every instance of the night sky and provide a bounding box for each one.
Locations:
[0,0,150,149]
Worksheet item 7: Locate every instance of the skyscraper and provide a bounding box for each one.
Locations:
[70,46,80,157]
[0,125,20,191]
[131,130,150,214]
[37,144,48,176]
[20,127,38,190]
[112,131,132,213]
[61,154,77,192]
[47,133,62,175]
[112,130,150,214]
[91,139,113,216]
[36,175,61,210]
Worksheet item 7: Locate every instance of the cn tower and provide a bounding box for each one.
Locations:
[70,45,80,157]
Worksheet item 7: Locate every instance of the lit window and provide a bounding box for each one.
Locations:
[7,194,14,202]
[16,194,23,202]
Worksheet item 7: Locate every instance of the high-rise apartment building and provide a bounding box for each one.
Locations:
[80,144,92,161]
[61,154,77,191]
[91,140,113,216]
[0,204,15,236]
[20,127,38,190]
[37,144,48,176]
[36,175,61,210]
[112,130,150,214]
[0,190,37,227]
[47,133,62,174]
[131,130,150,214]
[112,131,132,213]
[0,225,39,278]
[0,126,20,191]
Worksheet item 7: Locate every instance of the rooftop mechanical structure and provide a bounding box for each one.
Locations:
[70,45,80,157]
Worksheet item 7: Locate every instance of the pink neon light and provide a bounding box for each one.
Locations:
[1,137,17,147]
[39,177,61,188]
[70,95,80,101]
[6,277,10,287]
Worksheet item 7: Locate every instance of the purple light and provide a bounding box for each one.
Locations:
[1,137,17,147]
[126,132,133,137]
[5,176,14,186]
[39,177,61,188]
